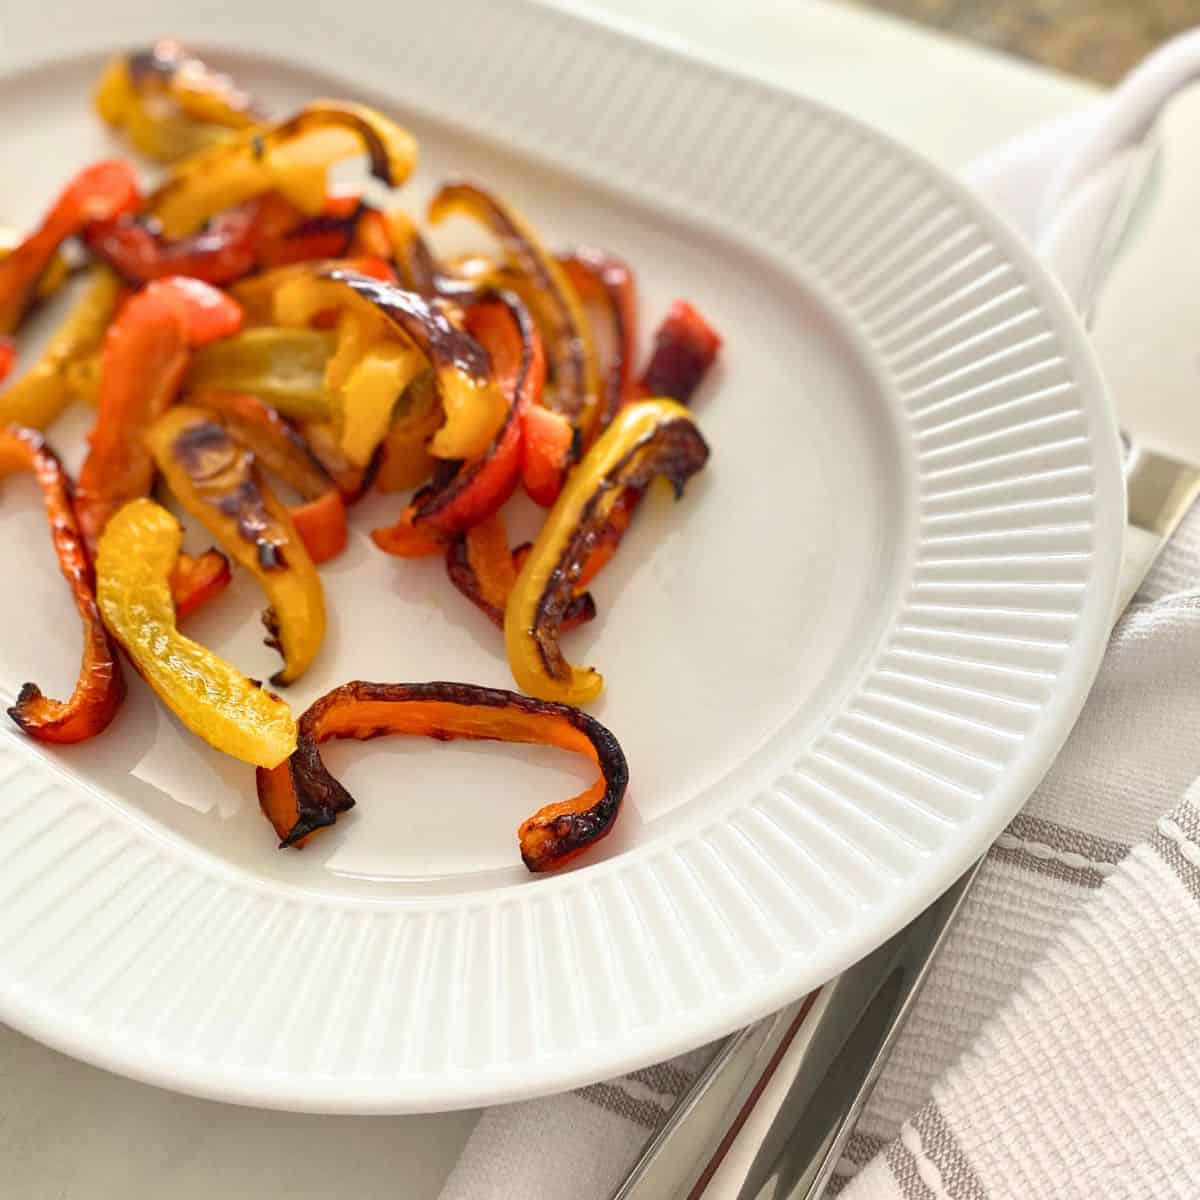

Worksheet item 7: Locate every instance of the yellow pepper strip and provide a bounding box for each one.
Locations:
[338,340,425,467]
[149,101,418,237]
[505,400,710,704]
[0,266,121,429]
[184,326,336,419]
[376,372,441,492]
[428,182,600,449]
[94,41,258,164]
[275,268,504,460]
[96,498,297,767]
[146,405,326,686]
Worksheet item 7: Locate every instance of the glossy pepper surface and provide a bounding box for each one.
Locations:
[96,498,297,767]
[505,400,709,704]
[146,405,326,685]
[256,680,627,870]
[1,425,125,743]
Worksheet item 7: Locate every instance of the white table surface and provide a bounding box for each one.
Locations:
[0,3,1098,1197]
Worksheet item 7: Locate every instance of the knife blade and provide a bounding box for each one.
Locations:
[611,79,1200,1200]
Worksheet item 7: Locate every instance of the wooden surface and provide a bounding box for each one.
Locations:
[847,0,1200,83]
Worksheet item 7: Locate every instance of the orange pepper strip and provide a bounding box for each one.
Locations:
[0,425,125,743]
[77,277,244,552]
[256,680,628,871]
[444,512,596,632]
[0,161,141,334]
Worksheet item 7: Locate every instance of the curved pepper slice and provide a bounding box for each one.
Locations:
[0,161,140,335]
[559,247,637,438]
[276,267,504,461]
[95,40,260,162]
[169,549,232,620]
[505,400,709,704]
[428,182,599,486]
[572,300,723,587]
[371,294,544,556]
[149,101,417,238]
[184,326,336,418]
[87,192,366,288]
[76,276,244,551]
[0,340,13,385]
[298,417,380,503]
[255,680,628,870]
[0,266,123,431]
[96,498,296,766]
[375,371,442,493]
[146,405,326,685]
[0,426,125,743]
[191,389,348,563]
[445,512,595,632]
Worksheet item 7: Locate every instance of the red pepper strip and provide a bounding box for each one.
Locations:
[87,192,365,287]
[446,514,596,632]
[0,425,125,743]
[632,300,723,404]
[371,294,545,556]
[169,549,232,620]
[520,402,575,508]
[190,390,348,563]
[574,302,723,588]
[256,680,628,870]
[0,338,14,384]
[559,247,637,438]
[77,276,244,551]
[0,161,141,334]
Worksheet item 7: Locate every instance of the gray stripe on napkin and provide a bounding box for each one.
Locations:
[1152,799,1200,902]
[625,1062,694,1097]
[911,1102,987,1199]
[885,1138,936,1200]
[991,814,1129,888]
[577,1081,671,1130]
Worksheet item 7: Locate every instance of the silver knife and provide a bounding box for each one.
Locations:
[613,79,1200,1200]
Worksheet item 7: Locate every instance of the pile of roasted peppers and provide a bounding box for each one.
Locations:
[0,44,722,872]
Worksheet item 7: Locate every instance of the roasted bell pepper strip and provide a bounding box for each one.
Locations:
[633,300,723,403]
[372,294,544,554]
[506,400,709,704]
[445,514,596,632]
[275,268,504,460]
[190,389,348,563]
[299,418,380,503]
[375,371,441,493]
[148,101,417,238]
[0,340,14,385]
[0,266,123,431]
[87,192,366,288]
[559,247,637,437]
[169,549,232,620]
[146,405,326,685]
[520,403,575,508]
[571,301,723,586]
[0,161,140,335]
[228,255,393,325]
[76,276,244,550]
[428,182,599,472]
[184,326,336,418]
[0,228,69,303]
[0,426,125,743]
[96,498,296,766]
[255,680,627,869]
[95,40,260,162]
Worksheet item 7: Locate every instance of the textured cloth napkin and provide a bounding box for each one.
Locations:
[438,30,1200,1200]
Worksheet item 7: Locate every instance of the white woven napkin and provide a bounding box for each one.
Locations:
[438,30,1200,1200]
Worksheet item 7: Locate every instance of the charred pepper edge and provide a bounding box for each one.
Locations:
[256,680,628,871]
[2,425,126,743]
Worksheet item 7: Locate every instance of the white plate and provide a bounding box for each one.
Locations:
[0,0,1122,1112]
